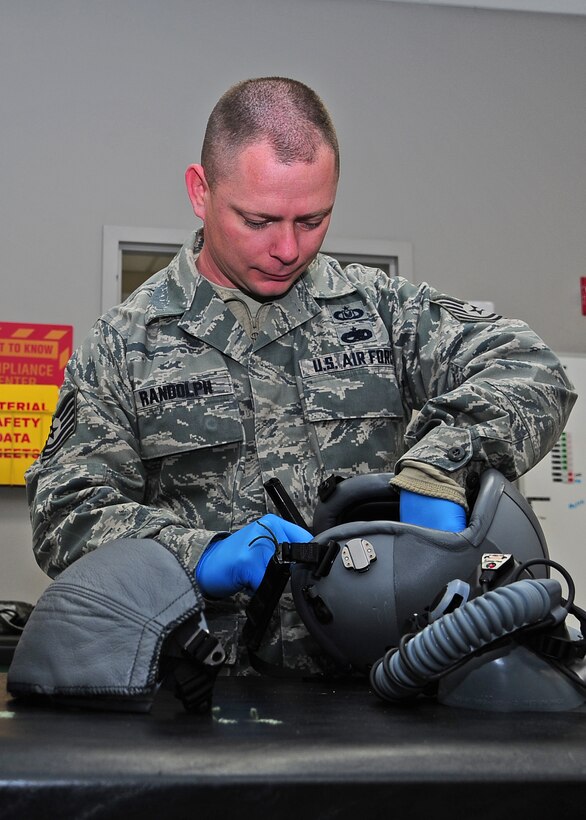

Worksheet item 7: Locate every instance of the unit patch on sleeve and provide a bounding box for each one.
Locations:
[41,389,77,461]
[432,296,501,323]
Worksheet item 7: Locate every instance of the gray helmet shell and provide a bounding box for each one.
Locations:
[291,469,549,671]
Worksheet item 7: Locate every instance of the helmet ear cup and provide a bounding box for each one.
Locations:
[313,473,400,533]
[292,522,481,672]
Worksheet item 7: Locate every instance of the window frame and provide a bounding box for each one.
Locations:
[101,225,414,312]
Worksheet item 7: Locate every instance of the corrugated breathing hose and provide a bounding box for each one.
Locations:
[370,578,565,702]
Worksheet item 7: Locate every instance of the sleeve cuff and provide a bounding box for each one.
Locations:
[390,461,468,510]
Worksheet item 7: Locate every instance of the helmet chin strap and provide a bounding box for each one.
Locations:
[242,535,339,674]
[241,478,339,676]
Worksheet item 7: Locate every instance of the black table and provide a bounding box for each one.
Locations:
[1,671,585,819]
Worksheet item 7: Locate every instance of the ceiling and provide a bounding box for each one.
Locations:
[380,0,586,14]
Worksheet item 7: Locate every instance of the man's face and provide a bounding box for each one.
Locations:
[186,140,338,299]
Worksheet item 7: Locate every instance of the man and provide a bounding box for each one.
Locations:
[27,77,576,674]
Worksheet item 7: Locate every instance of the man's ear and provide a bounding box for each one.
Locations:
[185,164,208,220]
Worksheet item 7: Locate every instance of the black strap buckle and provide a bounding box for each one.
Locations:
[164,613,226,713]
[242,539,339,654]
[280,539,339,579]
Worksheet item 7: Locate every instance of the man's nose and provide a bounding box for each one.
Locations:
[269,224,299,265]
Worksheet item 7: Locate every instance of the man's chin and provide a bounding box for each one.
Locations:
[247,274,301,301]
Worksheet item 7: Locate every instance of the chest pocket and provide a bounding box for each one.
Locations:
[135,380,242,461]
[299,353,406,473]
[300,353,405,423]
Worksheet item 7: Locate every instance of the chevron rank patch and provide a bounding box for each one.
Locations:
[432,296,501,323]
[41,389,77,461]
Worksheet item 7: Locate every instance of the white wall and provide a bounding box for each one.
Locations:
[1,0,585,601]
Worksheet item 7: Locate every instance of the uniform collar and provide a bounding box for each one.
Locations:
[302,252,357,301]
[144,230,357,358]
[144,230,203,325]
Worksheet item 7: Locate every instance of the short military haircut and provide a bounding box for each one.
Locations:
[201,77,340,188]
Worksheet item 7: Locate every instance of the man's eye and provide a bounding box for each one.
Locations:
[299,220,323,230]
[244,219,269,230]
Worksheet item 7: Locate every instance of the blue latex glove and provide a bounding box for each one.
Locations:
[399,490,467,532]
[196,513,313,598]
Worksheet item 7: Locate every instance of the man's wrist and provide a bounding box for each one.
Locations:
[390,461,467,509]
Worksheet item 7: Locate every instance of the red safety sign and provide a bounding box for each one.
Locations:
[0,322,73,385]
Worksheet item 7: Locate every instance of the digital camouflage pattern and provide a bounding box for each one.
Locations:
[26,230,576,675]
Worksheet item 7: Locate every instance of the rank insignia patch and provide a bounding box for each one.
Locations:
[432,297,501,323]
[42,390,77,460]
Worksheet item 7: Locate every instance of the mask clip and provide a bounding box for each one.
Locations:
[341,538,377,572]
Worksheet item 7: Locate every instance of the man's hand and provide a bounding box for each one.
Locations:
[399,490,467,532]
[195,514,313,598]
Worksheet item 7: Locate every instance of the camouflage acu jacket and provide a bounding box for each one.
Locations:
[26,231,576,674]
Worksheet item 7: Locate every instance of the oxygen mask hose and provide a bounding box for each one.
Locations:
[370,578,566,703]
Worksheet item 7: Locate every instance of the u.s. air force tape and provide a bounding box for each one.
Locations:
[42,389,77,460]
[432,296,501,323]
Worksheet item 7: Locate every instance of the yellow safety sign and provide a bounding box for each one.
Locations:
[0,384,59,485]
